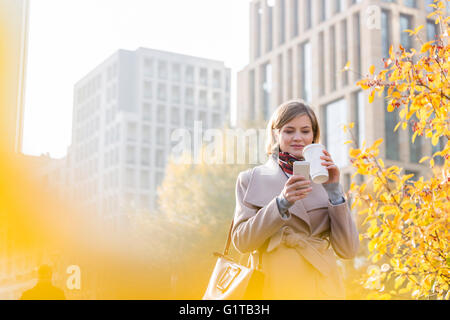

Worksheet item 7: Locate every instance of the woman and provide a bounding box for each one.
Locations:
[231,100,359,299]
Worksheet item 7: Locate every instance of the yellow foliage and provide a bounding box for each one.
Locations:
[349,1,450,300]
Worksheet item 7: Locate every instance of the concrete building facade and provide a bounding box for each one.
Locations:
[71,48,231,228]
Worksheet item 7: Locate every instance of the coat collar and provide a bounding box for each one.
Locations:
[242,155,312,230]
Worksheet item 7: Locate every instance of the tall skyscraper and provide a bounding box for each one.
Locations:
[237,0,445,192]
[70,48,231,228]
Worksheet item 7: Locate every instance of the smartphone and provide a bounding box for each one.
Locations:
[293,161,310,178]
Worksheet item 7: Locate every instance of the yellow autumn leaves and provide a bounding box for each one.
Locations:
[342,0,449,300]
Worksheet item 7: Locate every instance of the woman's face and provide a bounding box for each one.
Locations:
[276,114,314,159]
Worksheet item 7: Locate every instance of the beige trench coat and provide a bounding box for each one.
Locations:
[231,156,359,300]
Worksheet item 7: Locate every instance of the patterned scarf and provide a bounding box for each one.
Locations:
[277,151,305,175]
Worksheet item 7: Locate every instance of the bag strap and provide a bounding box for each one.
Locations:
[222,220,234,256]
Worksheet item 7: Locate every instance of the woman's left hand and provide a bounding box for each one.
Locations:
[320,149,340,184]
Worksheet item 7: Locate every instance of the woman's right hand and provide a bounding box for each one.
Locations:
[281,175,312,205]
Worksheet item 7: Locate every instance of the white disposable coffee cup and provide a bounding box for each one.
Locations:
[302,143,329,184]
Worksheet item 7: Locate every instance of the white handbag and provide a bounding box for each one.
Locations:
[202,221,265,300]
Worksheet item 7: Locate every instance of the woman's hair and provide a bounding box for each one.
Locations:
[265,99,320,156]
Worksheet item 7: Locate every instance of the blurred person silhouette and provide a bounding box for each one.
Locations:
[20,264,66,300]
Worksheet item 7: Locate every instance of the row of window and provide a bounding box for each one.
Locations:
[76,74,103,105]
[74,159,98,184]
[383,0,438,12]
[76,95,101,124]
[142,58,227,89]
[75,116,100,144]
[121,191,159,211]
[251,13,353,120]
[251,4,441,120]
[142,82,225,108]
[124,168,165,190]
[75,138,99,163]
[381,9,440,59]
[124,146,167,168]
[126,121,222,149]
[254,0,363,59]
[139,105,223,127]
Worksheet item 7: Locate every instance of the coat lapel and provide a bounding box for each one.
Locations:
[242,156,311,230]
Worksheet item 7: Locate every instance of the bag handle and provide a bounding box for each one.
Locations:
[213,220,234,258]
[223,220,234,256]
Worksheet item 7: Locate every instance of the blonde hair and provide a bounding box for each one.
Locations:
[265,99,320,156]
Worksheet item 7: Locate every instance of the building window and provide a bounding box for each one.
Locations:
[341,19,348,87]
[155,151,166,168]
[287,49,293,99]
[185,65,194,83]
[427,19,439,41]
[212,113,221,128]
[126,146,136,165]
[381,10,391,59]
[353,12,361,78]
[158,61,168,79]
[400,14,413,51]
[157,83,167,101]
[199,111,207,127]
[384,89,400,161]
[172,63,181,82]
[213,92,221,109]
[304,0,312,30]
[213,70,222,88]
[278,54,283,104]
[425,0,435,13]
[291,0,299,38]
[171,107,180,126]
[335,0,345,13]
[266,3,273,52]
[320,0,327,22]
[325,99,349,168]
[184,109,194,127]
[157,105,166,123]
[141,148,150,166]
[330,26,337,92]
[199,90,207,107]
[319,32,325,96]
[143,58,153,77]
[261,62,272,120]
[127,122,137,141]
[404,0,416,8]
[156,127,165,145]
[143,103,151,121]
[300,41,312,103]
[171,86,180,104]
[279,0,286,45]
[255,2,262,59]
[249,69,256,120]
[199,68,208,86]
[144,81,152,99]
[142,125,151,144]
[185,87,194,105]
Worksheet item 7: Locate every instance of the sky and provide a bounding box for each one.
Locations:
[22,0,250,158]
